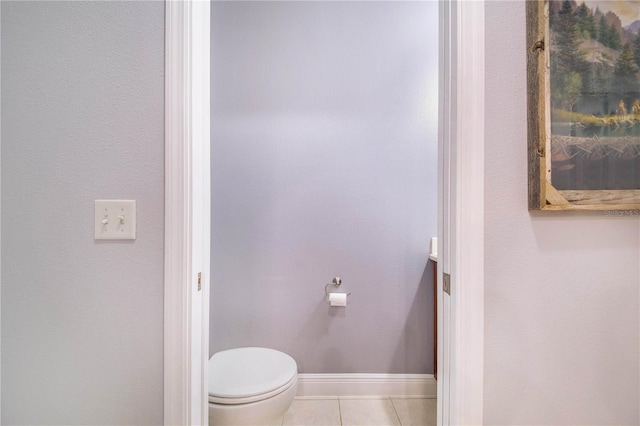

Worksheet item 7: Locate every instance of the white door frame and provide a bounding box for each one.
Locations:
[164,1,211,425]
[164,0,484,424]
[438,1,485,425]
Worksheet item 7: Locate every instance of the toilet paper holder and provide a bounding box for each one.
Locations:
[324,277,351,305]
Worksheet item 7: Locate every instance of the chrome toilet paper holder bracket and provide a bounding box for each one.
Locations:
[324,277,351,304]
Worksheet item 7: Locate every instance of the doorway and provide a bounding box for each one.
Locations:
[163,1,485,425]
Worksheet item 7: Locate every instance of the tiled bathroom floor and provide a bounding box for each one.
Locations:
[270,397,436,426]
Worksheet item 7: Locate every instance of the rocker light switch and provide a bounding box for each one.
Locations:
[94,200,136,240]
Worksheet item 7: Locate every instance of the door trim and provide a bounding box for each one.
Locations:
[164,1,211,425]
[438,0,485,424]
[452,1,485,423]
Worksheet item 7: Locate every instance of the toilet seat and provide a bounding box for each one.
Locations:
[208,347,298,405]
[209,374,297,405]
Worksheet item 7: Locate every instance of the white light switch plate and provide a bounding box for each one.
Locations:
[94,200,136,240]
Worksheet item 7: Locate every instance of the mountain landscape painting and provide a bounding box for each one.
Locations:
[549,0,640,191]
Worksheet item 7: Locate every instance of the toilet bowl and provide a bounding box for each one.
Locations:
[208,347,298,426]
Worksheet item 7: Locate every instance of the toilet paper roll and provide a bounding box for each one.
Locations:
[329,292,347,307]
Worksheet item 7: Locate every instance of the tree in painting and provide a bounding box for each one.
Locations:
[613,44,638,109]
[551,0,587,113]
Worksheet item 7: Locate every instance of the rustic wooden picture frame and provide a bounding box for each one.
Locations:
[527,0,640,211]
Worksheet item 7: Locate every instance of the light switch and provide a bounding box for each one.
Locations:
[94,200,136,240]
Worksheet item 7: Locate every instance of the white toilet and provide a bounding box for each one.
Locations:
[208,347,298,426]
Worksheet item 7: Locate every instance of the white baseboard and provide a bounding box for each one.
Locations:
[296,374,436,398]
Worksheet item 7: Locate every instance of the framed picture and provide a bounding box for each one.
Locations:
[527,0,640,211]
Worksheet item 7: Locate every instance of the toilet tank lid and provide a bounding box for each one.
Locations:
[208,347,298,399]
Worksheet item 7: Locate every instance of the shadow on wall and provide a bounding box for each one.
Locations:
[390,260,433,374]
[530,210,640,252]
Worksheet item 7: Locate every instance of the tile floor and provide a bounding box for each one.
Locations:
[269,397,436,426]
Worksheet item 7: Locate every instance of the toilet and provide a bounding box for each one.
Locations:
[208,347,298,426]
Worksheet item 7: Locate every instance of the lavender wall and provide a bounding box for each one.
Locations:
[1,2,165,424]
[484,1,640,423]
[210,1,438,374]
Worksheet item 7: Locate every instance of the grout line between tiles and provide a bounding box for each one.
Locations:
[389,396,403,426]
[338,397,343,426]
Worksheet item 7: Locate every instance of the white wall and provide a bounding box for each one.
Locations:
[210,1,438,374]
[1,2,165,424]
[485,1,640,424]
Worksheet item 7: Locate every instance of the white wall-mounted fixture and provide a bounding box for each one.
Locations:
[94,200,136,240]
